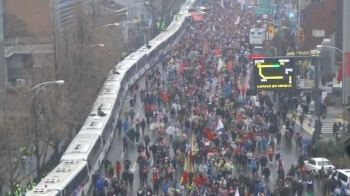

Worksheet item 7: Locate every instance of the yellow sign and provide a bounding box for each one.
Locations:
[298,28,305,43]
[268,26,275,38]
[257,84,293,89]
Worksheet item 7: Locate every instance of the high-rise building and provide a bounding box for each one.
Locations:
[3,0,81,37]
[2,0,82,86]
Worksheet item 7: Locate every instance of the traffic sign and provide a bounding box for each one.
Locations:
[259,0,270,7]
[253,57,296,91]
[254,7,274,16]
[253,0,274,16]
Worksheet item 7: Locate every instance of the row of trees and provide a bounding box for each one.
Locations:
[144,0,185,37]
[0,4,122,196]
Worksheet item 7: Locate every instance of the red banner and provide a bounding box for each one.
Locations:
[191,12,204,22]
[248,54,264,59]
[337,52,350,82]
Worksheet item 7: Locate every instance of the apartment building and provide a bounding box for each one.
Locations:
[2,0,82,86]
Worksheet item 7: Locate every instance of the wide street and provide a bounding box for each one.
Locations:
[101,60,322,195]
[102,63,182,195]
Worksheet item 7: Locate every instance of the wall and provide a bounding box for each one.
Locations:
[303,0,336,50]
[3,0,51,37]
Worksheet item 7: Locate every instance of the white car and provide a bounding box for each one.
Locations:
[304,157,335,175]
[329,170,350,195]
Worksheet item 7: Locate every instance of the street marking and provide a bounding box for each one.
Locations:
[136,113,139,118]
[140,103,143,108]
[151,158,154,166]
[121,152,124,159]
[130,162,137,173]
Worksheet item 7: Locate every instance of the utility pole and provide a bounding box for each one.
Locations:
[343,0,350,105]
[342,0,350,132]
[314,58,321,137]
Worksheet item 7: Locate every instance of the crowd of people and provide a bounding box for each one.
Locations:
[88,0,341,196]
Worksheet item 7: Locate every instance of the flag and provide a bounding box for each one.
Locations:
[178,61,184,77]
[216,119,224,130]
[337,53,350,82]
[221,0,225,8]
[227,61,233,73]
[203,41,209,55]
[200,56,205,72]
[217,58,223,71]
[234,16,240,25]
[215,47,221,56]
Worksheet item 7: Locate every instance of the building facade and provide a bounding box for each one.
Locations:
[3,0,81,86]
[303,0,337,50]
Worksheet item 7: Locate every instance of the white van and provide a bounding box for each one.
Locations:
[330,169,350,195]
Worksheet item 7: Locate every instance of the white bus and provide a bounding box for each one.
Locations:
[60,133,103,174]
[26,160,90,196]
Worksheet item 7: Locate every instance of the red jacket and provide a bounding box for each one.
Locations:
[189,152,195,161]
[115,163,121,176]
[182,172,188,183]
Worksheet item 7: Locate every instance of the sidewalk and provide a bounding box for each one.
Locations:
[266,92,349,136]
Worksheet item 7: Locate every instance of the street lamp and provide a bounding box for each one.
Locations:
[317,44,347,134]
[316,45,344,57]
[31,80,65,91]
[114,12,128,17]
[101,23,120,29]
[29,80,65,101]
[87,44,104,48]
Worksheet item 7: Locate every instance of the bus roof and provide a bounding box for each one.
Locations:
[26,160,88,196]
[61,133,101,161]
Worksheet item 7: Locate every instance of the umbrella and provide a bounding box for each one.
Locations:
[302,138,312,145]
[166,126,182,137]
[150,122,159,130]
[150,122,164,130]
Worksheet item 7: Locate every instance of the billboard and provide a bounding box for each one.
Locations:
[253,57,296,90]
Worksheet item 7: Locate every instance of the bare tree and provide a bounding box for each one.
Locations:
[144,0,184,36]
[0,91,34,196]
[31,2,121,177]
[3,12,33,39]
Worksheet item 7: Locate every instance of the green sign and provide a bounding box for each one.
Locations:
[254,7,274,16]
[253,0,274,16]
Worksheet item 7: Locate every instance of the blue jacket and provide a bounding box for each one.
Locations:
[123,121,128,132]
[254,184,264,195]
[250,160,257,169]
[162,182,169,193]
